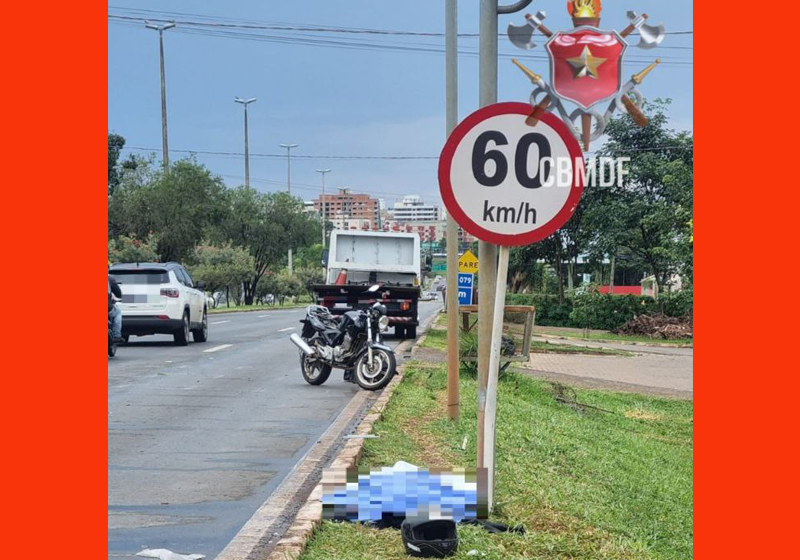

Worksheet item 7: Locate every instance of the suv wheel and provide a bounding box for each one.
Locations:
[174,311,190,346]
[192,308,208,342]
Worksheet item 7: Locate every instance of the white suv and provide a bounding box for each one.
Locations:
[109,262,209,346]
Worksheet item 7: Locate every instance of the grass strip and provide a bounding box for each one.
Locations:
[301,362,693,560]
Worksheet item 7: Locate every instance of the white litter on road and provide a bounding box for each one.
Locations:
[278,327,295,332]
[211,320,230,325]
[203,344,233,353]
[135,549,205,560]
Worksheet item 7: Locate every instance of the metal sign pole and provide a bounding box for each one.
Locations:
[485,245,510,511]
[476,0,533,510]
[476,0,500,474]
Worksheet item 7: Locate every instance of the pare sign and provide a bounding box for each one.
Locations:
[439,102,584,246]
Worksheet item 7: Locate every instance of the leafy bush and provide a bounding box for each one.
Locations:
[570,291,660,331]
[108,233,159,264]
[506,289,692,331]
[661,289,693,318]
[505,293,574,327]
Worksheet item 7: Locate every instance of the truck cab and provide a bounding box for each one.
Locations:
[313,230,422,339]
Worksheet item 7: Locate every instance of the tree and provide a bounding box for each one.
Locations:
[295,266,325,300]
[108,233,159,264]
[587,99,693,294]
[108,133,126,195]
[189,243,255,307]
[108,158,229,263]
[274,272,304,305]
[221,188,320,305]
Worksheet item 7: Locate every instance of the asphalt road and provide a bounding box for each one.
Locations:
[108,301,441,559]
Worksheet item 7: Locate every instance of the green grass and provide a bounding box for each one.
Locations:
[422,327,632,357]
[208,301,308,314]
[301,363,693,560]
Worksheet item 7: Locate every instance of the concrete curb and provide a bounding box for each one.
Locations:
[263,311,440,560]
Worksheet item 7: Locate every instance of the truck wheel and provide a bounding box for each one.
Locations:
[406,326,417,339]
[395,326,406,339]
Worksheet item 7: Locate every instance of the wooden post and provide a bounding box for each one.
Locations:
[445,0,460,421]
[484,245,510,512]
[476,241,497,468]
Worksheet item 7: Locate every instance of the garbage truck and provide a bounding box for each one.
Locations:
[313,230,424,339]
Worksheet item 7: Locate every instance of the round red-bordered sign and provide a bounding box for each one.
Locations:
[438,102,584,246]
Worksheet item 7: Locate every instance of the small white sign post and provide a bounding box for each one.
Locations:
[439,101,584,510]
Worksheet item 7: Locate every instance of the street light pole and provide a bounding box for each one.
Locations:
[316,168,332,248]
[145,21,176,173]
[235,97,257,189]
[280,143,299,275]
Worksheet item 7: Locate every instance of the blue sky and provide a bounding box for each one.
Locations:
[108,1,693,207]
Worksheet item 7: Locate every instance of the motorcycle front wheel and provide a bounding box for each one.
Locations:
[300,353,332,386]
[354,347,396,391]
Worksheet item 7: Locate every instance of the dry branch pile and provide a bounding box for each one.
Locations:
[613,314,693,339]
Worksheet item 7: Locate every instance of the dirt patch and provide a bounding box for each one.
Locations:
[625,408,662,421]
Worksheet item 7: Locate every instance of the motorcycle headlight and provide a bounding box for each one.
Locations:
[379,315,390,332]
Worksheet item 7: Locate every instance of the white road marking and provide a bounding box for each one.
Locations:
[278,327,295,332]
[203,344,233,353]
[258,315,270,318]
[212,320,231,325]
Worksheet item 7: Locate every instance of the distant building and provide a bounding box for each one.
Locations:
[313,188,381,229]
[392,195,441,222]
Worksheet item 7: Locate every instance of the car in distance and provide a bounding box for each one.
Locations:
[109,262,208,346]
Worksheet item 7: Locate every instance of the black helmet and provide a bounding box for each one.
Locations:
[401,519,458,558]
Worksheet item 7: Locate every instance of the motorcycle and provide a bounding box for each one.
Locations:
[289,285,396,391]
[108,306,117,357]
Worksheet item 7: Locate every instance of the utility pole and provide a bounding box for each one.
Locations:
[280,143,299,275]
[476,0,533,513]
[316,168,332,248]
[234,97,257,188]
[445,0,460,422]
[145,21,175,173]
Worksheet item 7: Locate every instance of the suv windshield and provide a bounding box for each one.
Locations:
[111,270,170,285]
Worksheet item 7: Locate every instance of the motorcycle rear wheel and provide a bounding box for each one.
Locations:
[354,348,396,391]
[300,354,332,386]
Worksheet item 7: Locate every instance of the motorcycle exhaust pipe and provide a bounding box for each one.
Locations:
[290,333,315,356]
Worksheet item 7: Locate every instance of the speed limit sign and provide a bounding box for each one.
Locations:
[438,102,584,246]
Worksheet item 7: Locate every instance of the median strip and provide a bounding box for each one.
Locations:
[203,344,233,353]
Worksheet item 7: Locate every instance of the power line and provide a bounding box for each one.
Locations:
[108,14,694,66]
[108,10,694,39]
[124,143,692,162]
[125,146,439,160]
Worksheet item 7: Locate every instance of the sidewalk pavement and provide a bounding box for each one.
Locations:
[414,333,693,399]
[523,348,693,399]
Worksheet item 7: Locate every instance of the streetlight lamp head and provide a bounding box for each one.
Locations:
[316,168,332,173]
[280,143,299,149]
[145,21,176,31]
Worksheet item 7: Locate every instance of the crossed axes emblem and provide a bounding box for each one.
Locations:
[507,2,665,151]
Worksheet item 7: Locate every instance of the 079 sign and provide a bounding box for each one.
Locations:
[439,102,584,246]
